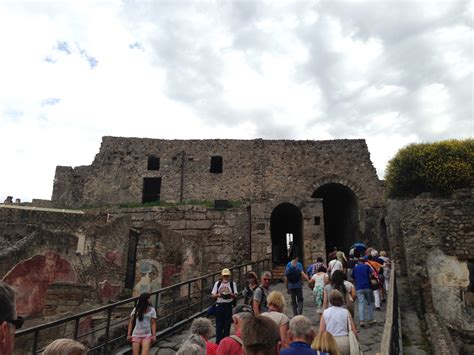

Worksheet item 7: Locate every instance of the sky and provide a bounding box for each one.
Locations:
[1,0,472,203]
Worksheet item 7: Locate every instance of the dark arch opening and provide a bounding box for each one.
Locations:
[312,183,359,258]
[270,203,303,265]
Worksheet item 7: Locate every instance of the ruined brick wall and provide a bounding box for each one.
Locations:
[52,137,383,206]
[0,206,131,319]
[386,189,474,354]
[51,136,384,243]
[0,204,252,320]
[110,205,251,276]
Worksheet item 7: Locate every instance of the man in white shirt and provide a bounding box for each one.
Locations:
[212,268,238,343]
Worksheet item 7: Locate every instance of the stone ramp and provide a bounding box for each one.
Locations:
[117,281,388,354]
[272,282,387,355]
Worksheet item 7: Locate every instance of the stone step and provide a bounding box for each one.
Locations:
[272,266,286,281]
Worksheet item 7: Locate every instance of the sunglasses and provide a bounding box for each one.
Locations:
[7,316,23,330]
[263,278,271,281]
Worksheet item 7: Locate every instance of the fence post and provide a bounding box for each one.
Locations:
[171,286,177,325]
[200,278,205,311]
[187,281,192,316]
[73,317,80,340]
[102,307,113,354]
[32,329,39,354]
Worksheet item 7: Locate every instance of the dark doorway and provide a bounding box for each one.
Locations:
[142,177,161,203]
[124,230,139,289]
[312,183,359,257]
[270,203,303,265]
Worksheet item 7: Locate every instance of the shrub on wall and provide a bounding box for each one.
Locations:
[385,139,474,198]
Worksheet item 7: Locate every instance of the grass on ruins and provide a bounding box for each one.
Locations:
[385,138,474,198]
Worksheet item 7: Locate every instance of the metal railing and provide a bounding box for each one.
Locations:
[15,258,270,354]
[380,264,402,354]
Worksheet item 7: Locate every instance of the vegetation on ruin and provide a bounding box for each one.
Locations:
[385,138,474,198]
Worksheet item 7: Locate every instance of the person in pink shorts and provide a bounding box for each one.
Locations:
[127,293,157,355]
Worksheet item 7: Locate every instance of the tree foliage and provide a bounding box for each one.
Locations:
[385,139,474,198]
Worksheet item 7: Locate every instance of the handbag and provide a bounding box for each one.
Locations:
[369,274,379,290]
[368,264,380,290]
[207,302,217,316]
[347,314,363,355]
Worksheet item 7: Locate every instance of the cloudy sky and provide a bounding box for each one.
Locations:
[1,0,472,203]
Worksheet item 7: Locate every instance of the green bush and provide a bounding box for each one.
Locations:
[385,139,474,198]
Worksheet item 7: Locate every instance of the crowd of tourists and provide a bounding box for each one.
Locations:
[176,246,391,355]
[0,245,391,355]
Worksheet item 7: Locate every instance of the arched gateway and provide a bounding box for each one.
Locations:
[270,203,303,265]
[312,183,359,257]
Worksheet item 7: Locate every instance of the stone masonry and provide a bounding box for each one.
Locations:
[386,189,474,354]
[51,137,385,260]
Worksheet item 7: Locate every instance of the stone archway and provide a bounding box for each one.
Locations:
[270,203,303,265]
[312,183,359,257]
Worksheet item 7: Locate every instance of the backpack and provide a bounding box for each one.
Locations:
[251,286,267,312]
[217,280,237,307]
[242,286,254,305]
[285,265,301,283]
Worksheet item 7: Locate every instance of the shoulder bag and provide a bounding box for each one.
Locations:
[347,313,363,355]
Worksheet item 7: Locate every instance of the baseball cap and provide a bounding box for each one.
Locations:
[221,268,231,276]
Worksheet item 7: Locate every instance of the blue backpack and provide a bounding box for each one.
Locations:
[286,265,301,283]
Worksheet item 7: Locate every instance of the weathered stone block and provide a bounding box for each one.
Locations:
[185,220,212,229]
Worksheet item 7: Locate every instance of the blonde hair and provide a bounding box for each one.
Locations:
[43,339,87,355]
[380,250,387,257]
[266,291,286,312]
[311,331,341,355]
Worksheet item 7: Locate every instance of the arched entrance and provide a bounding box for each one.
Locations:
[312,183,359,257]
[270,203,303,265]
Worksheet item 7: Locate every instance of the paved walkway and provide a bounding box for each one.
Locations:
[145,281,386,354]
[273,282,386,354]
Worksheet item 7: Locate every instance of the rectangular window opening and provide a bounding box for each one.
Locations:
[314,216,321,225]
[210,156,223,173]
[147,156,160,170]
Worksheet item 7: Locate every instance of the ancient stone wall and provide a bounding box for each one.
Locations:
[51,137,384,243]
[386,189,474,354]
[0,206,131,319]
[109,204,252,276]
[0,204,253,321]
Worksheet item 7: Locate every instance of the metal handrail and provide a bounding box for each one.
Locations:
[380,264,402,354]
[15,258,270,354]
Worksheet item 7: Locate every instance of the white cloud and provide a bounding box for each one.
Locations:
[0,1,472,202]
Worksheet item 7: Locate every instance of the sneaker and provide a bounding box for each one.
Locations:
[359,321,365,327]
[375,307,381,311]
[368,319,377,325]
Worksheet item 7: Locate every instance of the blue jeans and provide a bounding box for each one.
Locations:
[356,288,374,322]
